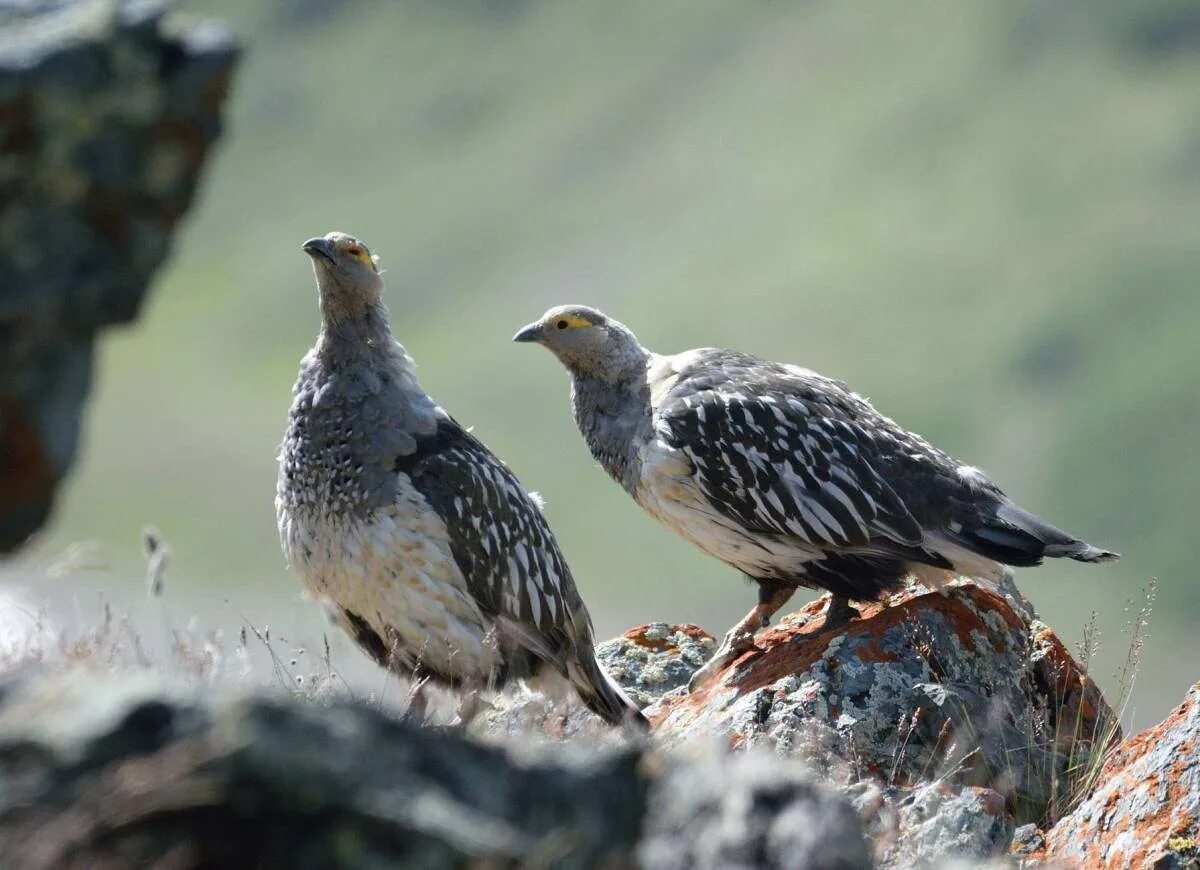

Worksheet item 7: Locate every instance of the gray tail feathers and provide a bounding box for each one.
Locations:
[955,502,1119,567]
[567,653,649,730]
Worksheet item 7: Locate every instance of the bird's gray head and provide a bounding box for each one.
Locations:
[302,231,383,325]
[513,305,647,382]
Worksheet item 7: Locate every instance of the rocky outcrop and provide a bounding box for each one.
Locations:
[598,579,1117,865]
[848,780,1014,869]
[634,580,1115,826]
[1027,681,1200,868]
[0,670,874,870]
[0,1,238,550]
[4,583,1197,868]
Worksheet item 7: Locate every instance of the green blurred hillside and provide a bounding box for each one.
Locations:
[34,1,1200,726]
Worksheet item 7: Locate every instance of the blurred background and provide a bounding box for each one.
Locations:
[7,0,1198,728]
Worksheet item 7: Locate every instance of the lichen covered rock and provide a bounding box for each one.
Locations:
[1029,681,1200,868]
[894,784,1012,868]
[597,622,716,707]
[0,0,238,550]
[644,579,1115,826]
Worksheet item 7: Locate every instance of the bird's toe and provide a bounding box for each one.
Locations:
[822,597,862,633]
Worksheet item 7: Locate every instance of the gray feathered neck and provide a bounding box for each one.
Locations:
[571,372,652,495]
[316,298,393,362]
[279,299,441,517]
[558,321,655,494]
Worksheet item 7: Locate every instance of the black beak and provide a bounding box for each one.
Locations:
[512,322,543,343]
[302,237,335,263]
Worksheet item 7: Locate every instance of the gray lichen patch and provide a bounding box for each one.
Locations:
[596,624,716,707]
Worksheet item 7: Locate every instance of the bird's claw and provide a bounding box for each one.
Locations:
[822,596,861,633]
[687,626,760,693]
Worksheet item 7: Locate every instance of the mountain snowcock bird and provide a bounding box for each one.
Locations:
[513,305,1118,688]
[276,236,643,727]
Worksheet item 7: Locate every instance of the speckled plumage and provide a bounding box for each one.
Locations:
[516,305,1117,638]
[277,237,641,726]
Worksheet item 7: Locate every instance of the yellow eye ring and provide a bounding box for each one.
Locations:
[551,313,593,331]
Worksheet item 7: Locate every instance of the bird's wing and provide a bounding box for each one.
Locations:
[653,351,938,553]
[401,417,590,664]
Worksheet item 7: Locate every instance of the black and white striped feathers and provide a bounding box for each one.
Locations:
[649,349,1118,599]
[517,305,1117,605]
[396,419,597,669]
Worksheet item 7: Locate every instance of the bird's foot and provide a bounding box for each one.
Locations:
[687,626,759,693]
[822,595,861,633]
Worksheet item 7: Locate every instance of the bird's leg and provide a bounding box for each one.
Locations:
[822,594,861,632]
[404,675,433,725]
[448,689,493,729]
[754,581,798,629]
[688,581,797,693]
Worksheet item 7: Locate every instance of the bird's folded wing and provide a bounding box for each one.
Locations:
[405,421,587,662]
[655,371,926,552]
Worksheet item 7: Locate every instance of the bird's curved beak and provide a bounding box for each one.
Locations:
[512,322,543,344]
[302,237,335,264]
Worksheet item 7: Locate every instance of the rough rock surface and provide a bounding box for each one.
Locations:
[890,784,1012,868]
[597,622,716,708]
[5,602,1197,868]
[640,580,1116,829]
[640,750,871,870]
[0,671,649,869]
[0,0,238,550]
[1029,681,1200,868]
[0,670,879,869]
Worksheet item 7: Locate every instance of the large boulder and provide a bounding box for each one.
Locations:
[638,580,1115,828]
[577,579,1121,866]
[1028,681,1200,868]
[0,0,238,550]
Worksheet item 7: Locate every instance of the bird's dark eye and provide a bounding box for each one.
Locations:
[556,320,568,330]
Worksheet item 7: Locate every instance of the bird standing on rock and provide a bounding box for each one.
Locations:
[276,236,643,727]
[513,305,1118,689]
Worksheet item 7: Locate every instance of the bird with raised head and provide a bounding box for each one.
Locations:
[276,237,644,727]
[514,305,1118,690]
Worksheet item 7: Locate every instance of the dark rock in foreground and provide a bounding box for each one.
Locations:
[641,751,871,870]
[0,0,238,550]
[0,672,649,869]
[0,671,874,869]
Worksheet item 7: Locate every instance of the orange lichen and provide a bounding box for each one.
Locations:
[1031,683,1199,867]
[621,623,712,652]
